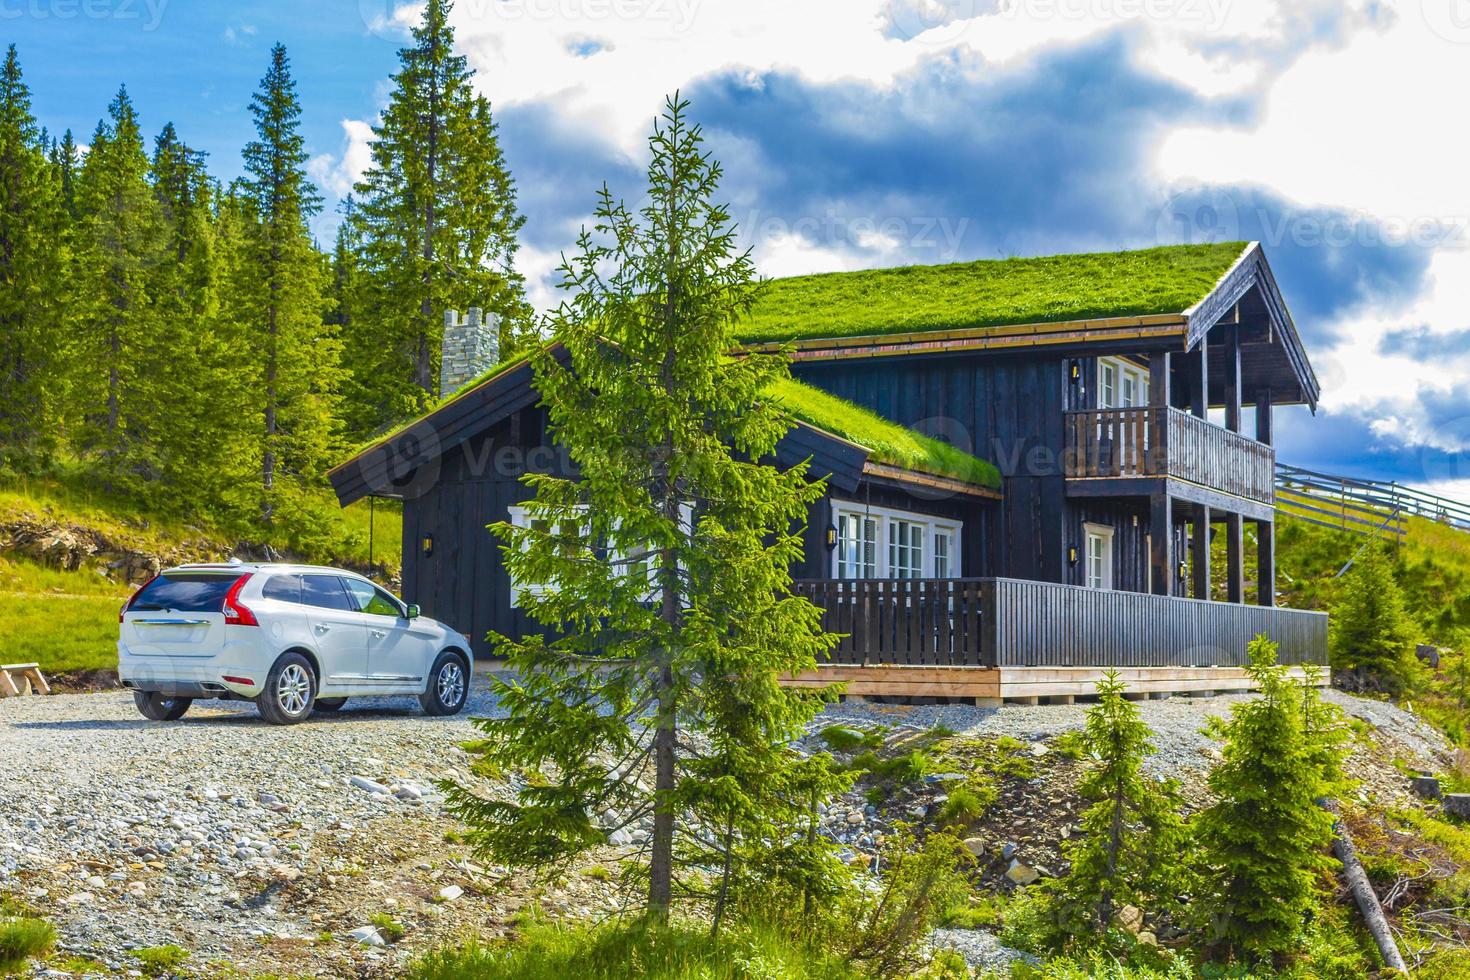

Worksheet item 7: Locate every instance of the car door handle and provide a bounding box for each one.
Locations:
[314,624,330,634]
[370,629,387,639]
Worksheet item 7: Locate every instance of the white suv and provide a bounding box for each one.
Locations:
[118,562,473,725]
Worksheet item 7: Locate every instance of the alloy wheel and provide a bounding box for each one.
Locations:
[437,662,465,707]
[277,663,311,716]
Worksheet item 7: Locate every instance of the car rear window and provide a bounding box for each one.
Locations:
[130,573,240,613]
[262,573,303,603]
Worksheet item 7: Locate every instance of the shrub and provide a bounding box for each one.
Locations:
[842,829,973,978]
[369,913,407,944]
[935,781,997,827]
[820,725,884,753]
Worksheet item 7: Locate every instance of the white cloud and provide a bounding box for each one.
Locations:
[308,119,377,198]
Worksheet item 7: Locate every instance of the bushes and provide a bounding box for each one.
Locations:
[0,913,54,974]
[1330,546,1423,694]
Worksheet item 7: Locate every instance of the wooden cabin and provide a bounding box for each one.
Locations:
[330,241,1329,702]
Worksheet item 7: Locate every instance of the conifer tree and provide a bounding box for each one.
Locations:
[72,85,166,487]
[446,96,839,920]
[1195,636,1344,963]
[1053,671,1191,943]
[53,128,78,219]
[0,45,67,472]
[236,43,339,520]
[1330,546,1422,694]
[348,0,527,429]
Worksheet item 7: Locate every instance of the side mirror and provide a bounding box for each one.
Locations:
[406,604,420,620]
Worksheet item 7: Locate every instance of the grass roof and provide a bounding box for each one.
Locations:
[734,242,1250,344]
[339,348,999,490]
[764,377,1000,489]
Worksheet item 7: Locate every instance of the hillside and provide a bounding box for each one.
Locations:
[0,470,400,681]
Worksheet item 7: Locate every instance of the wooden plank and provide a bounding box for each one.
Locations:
[0,670,19,698]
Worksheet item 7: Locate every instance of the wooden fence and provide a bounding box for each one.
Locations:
[790,577,1328,669]
[1065,407,1275,504]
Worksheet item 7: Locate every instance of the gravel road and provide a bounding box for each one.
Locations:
[0,683,1450,976]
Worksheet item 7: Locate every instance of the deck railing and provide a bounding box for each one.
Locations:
[1064,406,1275,504]
[790,577,1328,669]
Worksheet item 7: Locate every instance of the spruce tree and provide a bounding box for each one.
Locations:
[53,128,78,219]
[0,46,67,472]
[348,0,527,430]
[1330,546,1421,694]
[1195,636,1344,963]
[446,96,839,920]
[71,85,165,487]
[236,43,339,520]
[1053,671,1191,943]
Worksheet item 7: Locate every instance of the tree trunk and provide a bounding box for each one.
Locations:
[262,240,279,521]
[1325,802,1408,974]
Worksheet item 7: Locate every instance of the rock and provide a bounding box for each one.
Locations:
[438,884,464,902]
[1004,860,1039,886]
[347,925,386,947]
[1137,931,1158,947]
[1412,775,1443,800]
[963,837,987,857]
[350,776,391,795]
[1444,794,1470,819]
[846,811,864,825]
[1000,842,1017,861]
[1118,904,1144,934]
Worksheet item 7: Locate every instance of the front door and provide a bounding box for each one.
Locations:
[300,574,371,691]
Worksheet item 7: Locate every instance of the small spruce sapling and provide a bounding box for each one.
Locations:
[1329,546,1422,695]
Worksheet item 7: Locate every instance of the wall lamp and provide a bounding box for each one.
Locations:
[1067,545,1079,565]
[825,524,838,550]
[422,533,434,558]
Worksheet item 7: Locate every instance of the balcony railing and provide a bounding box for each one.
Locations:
[1064,406,1275,504]
[790,577,1328,668]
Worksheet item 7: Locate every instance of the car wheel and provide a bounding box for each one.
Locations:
[314,697,348,713]
[134,691,192,722]
[420,652,469,716]
[257,653,317,726]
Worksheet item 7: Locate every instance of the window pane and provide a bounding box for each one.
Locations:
[261,574,303,604]
[302,574,355,611]
[130,573,238,613]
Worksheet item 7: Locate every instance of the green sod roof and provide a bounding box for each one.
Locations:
[338,348,999,490]
[734,242,1250,344]
[764,377,1000,489]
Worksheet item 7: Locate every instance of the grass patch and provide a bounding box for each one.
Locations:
[0,588,124,673]
[132,944,189,977]
[406,917,863,980]
[369,913,407,944]
[763,377,1001,488]
[936,781,998,827]
[818,725,885,754]
[0,916,55,973]
[734,242,1248,344]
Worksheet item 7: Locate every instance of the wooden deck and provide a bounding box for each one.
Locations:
[781,663,1326,704]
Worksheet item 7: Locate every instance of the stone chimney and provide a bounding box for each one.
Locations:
[440,307,500,400]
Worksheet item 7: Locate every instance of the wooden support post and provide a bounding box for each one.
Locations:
[1149,352,1171,407]
[1255,388,1273,445]
[1150,493,1173,597]
[1191,337,1209,419]
[1192,505,1211,600]
[1224,325,1242,433]
[1225,512,1244,603]
[1256,518,1276,607]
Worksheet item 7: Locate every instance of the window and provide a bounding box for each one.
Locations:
[301,574,355,611]
[837,512,878,579]
[261,573,303,604]
[129,573,239,613]
[933,528,956,580]
[505,504,691,605]
[1084,523,1114,590]
[832,503,962,579]
[342,578,404,618]
[507,505,590,602]
[1097,357,1149,408]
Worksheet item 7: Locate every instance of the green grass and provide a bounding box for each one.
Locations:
[132,944,189,977]
[0,589,122,673]
[764,377,1001,488]
[734,242,1249,344]
[369,913,407,944]
[0,917,55,974]
[406,917,863,980]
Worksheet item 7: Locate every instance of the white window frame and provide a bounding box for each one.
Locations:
[830,501,962,579]
[506,503,693,605]
[1083,522,1115,590]
[1097,356,1149,409]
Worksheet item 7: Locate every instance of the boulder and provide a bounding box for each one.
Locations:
[962,837,986,857]
[1444,794,1470,819]
[1118,904,1144,934]
[1004,860,1039,886]
[1412,775,1442,800]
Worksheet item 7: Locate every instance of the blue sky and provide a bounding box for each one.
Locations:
[10,0,1470,494]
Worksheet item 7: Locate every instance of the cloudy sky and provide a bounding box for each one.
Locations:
[11,0,1470,492]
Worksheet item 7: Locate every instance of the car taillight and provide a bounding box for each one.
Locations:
[119,574,159,623]
[222,574,258,626]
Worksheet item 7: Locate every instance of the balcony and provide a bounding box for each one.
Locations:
[1063,406,1275,506]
